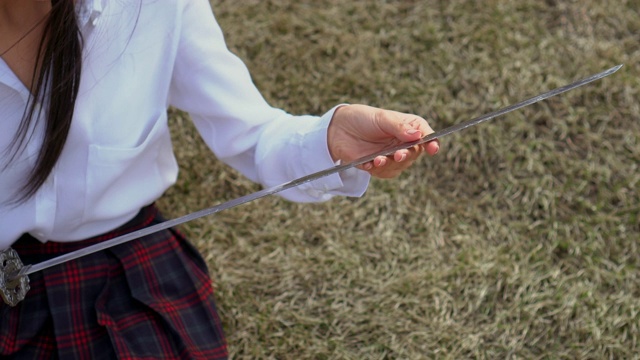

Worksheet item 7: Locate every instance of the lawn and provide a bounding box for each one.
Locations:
[159,0,639,358]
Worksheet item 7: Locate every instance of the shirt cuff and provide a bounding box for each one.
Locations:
[297,104,370,200]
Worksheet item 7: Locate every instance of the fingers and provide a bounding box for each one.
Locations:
[365,154,415,178]
[423,139,440,156]
[366,110,441,178]
[375,109,436,142]
[357,144,417,174]
[358,138,441,178]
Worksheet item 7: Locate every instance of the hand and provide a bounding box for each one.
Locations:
[327,104,440,178]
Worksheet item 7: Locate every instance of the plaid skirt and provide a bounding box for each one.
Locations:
[0,204,228,359]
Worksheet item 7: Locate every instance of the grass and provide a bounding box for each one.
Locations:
[158,0,639,358]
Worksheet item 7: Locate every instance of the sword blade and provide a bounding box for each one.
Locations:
[9,64,622,281]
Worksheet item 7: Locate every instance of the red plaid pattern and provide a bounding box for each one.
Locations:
[0,205,227,359]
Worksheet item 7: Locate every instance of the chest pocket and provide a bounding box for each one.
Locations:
[83,114,178,223]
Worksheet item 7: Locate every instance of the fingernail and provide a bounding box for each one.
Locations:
[364,163,373,170]
[399,153,407,162]
[406,129,419,135]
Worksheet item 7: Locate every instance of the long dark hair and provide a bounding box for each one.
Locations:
[8,0,82,202]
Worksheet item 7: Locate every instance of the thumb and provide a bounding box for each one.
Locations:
[376,111,433,142]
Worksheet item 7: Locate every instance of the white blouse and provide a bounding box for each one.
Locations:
[0,0,369,249]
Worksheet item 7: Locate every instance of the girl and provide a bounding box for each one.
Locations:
[0,0,440,358]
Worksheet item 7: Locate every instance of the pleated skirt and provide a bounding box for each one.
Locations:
[0,204,228,359]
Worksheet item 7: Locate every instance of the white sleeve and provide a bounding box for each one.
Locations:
[167,0,369,202]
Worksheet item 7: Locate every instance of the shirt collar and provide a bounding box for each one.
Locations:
[76,0,106,27]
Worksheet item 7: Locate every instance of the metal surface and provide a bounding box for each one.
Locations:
[0,248,30,306]
[1,65,622,305]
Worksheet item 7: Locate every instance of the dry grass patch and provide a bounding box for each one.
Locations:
[158,0,639,358]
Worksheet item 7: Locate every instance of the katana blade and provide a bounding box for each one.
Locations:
[6,64,622,284]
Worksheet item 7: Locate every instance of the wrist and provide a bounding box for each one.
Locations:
[327,104,350,162]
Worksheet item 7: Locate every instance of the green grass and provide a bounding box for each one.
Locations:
[158,0,639,358]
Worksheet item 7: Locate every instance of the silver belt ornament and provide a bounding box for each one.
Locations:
[0,249,30,306]
[0,65,622,306]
